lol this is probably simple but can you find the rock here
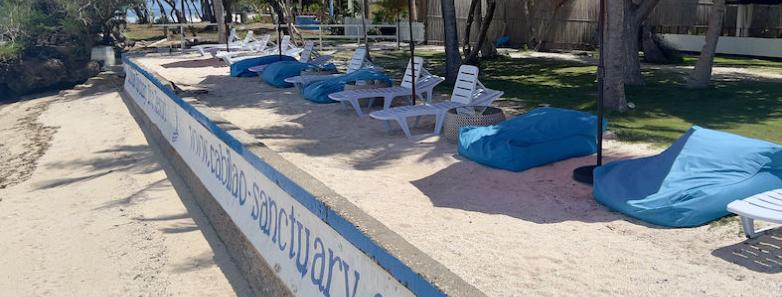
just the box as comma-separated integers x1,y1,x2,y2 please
1,46,103,98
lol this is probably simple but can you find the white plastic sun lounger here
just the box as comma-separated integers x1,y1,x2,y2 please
328,57,444,117
247,40,333,74
215,34,272,61
220,35,287,63
192,29,250,56
284,47,370,93
223,35,303,65
369,65,503,139
727,189,782,238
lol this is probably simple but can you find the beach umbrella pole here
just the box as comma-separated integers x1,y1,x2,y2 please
408,0,416,105
573,0,606,185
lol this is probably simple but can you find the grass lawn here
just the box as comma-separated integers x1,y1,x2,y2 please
371,50,782,146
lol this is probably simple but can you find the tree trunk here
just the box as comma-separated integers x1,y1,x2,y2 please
224,0,233,24
687,0,726,89
535,0,571,51
464,0,496,65
463,0,479,56
441,0,461,84
604,0,628,112
214,0,227,43
623,12,643,85
362,0,370,58
201,0,215,23
132,7,149,24
623,0,662,86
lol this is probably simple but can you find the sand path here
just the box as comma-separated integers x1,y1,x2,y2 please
0,73,253,296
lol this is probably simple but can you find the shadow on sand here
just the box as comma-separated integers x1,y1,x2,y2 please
713,228,782,273
162,58,226,69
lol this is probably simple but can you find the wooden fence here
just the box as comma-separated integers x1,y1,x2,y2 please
423,0,782,50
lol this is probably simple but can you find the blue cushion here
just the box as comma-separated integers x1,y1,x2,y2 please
230,55,296,77
593,126,782,227
301,69,390,104
458,107,605,172
261,61,337,88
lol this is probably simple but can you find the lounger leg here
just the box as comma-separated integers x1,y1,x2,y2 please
384,120,392,134
367,98,376,109
413,116,421,128
348,99,364,117
740,216,757,239
384,95,394,110
433,112,447,135
395,116,414,139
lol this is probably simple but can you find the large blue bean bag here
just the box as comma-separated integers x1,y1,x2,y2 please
301,69,390,104
230,55,296,77
458,107,605,172
594,126,782,227
261,61,337,88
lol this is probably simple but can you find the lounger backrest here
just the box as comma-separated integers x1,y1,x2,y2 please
240,31,255,47
400,57,425,89
347,48,368,73
300,41,315,63
279,35,291,52
252,34,271,51
228,28,238,44
450,65,480,105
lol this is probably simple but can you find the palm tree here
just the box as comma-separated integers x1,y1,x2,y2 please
603,0,628,111
687,0,726,89
441,0,461,84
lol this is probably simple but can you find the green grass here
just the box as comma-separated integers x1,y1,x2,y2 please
373,50,782,146
0,43,22,59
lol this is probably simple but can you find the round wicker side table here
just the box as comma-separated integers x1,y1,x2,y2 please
444,106,506,142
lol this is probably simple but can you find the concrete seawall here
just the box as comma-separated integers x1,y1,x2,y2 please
120,55,485,297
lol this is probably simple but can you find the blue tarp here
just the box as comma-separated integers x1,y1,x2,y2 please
458,107,605,172
230,55,297,77
594,126,782,227
261,61,336,88
301,69,390,104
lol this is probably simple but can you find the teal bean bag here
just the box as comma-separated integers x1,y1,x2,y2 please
261,61,337,88
458,107,605,172
230,55,296,77
593,126,782,227
301,69,390,104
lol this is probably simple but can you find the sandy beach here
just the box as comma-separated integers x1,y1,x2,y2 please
0,72,252,296
132,52,782,297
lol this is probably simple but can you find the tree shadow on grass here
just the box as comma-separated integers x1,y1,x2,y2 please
712,227,782,274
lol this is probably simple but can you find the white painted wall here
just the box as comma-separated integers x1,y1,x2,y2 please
659,34,782,59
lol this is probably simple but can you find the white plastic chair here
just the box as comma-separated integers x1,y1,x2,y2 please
727,189,782,238
328,57,444,117
284,47,370,93
369,65,503,139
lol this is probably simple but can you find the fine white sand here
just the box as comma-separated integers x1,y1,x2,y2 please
0,73,252,296
136,53,781,297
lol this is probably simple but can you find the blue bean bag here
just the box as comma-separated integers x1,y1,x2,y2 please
230,55,297,77
261,61,337,88
458,107,605,172
593,126,782,227
301,69,390,104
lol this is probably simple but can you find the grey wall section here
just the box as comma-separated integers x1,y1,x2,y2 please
120,59,486,297
120,76,293,297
